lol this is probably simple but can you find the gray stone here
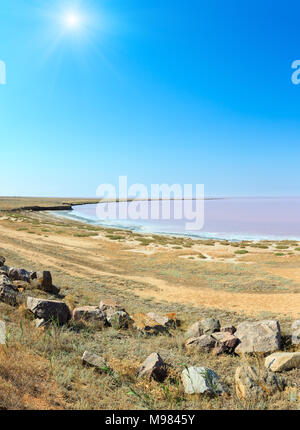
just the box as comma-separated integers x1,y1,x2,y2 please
181,366,228,396
137,352,167,382
292,320,300,345
185,318,220,339
235,320,281,354
221,325,237,335
0,320,6,344
185,335,216,352
235,365,285,400
265,352,300,372
211,331,240,355
0,275,18,306
27,297,71,325
107,311,131,329
99,299,125,317
146,312,176,329
8,267,30,283
82,350,108,371
73,306,106,324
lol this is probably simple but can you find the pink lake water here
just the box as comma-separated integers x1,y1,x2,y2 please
53,197,300,241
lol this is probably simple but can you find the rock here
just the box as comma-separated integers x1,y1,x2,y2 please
73,306,106,325
82,350,108,371
147,312,176,329
132,313,169,335
137,353,167,382
27,297,71,325
185,318,220,338
0,256,5,267
99,299,125,317
292,320,300,345
201,318,221,334
0,275,18,306
31,271,59,294
181,367,228,396
185,335,216,352
235,365,285,400
0,320,6,344
211,332,240,355
8,267,30,283
35,318,47,328
221,325,237,335
235,320,281,354
107,311,131,329
0,265,9,276
265,352,300,372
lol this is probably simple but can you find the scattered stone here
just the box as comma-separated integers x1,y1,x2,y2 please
185,335,216,352
212,331,240,355
132,313,169,335
8,268,30,283
221,325,237,335
235,320,281,354
0,275,18,306
82,350,108,371
181,367,228,396
147,312,176,329
235,365,285,400
292,320,300,345
0,320,6,344
107,311,131,329
137,353,167,382
99,299,125,316
185,318,220,339
265,352,300,372
73,306,106,325
0,256,5,267
27,297,71,325
31,271,59,294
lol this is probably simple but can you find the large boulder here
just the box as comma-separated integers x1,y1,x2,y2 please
235,320,281,354
211,331,240,355
27,297,71,325
132,313,169,335
235,365,285,400
82,351,108,371
185,318,220,338
8,268,30,283
185,335,216,352
0,256,5,267
265,352,300,372
181,367,228,396
73,306,106,325
292,320,300,345
137,353,167,382
221,325,236,335
0,275,18,306
186,332,239,355
0,320,5,344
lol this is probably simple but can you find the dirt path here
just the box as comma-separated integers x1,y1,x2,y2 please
1,220,300,319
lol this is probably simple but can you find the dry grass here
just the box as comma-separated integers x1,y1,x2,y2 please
0,209,300,409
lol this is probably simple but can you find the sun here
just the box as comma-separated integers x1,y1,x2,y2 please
64,13,81,29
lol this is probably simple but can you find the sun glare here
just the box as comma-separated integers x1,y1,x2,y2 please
65,13,81,29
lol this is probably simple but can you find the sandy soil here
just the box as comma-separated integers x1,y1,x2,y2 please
0,210,300,320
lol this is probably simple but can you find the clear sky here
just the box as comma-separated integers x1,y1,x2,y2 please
0,0,300,197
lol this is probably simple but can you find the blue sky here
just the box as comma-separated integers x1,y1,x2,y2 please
0,0,299,197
